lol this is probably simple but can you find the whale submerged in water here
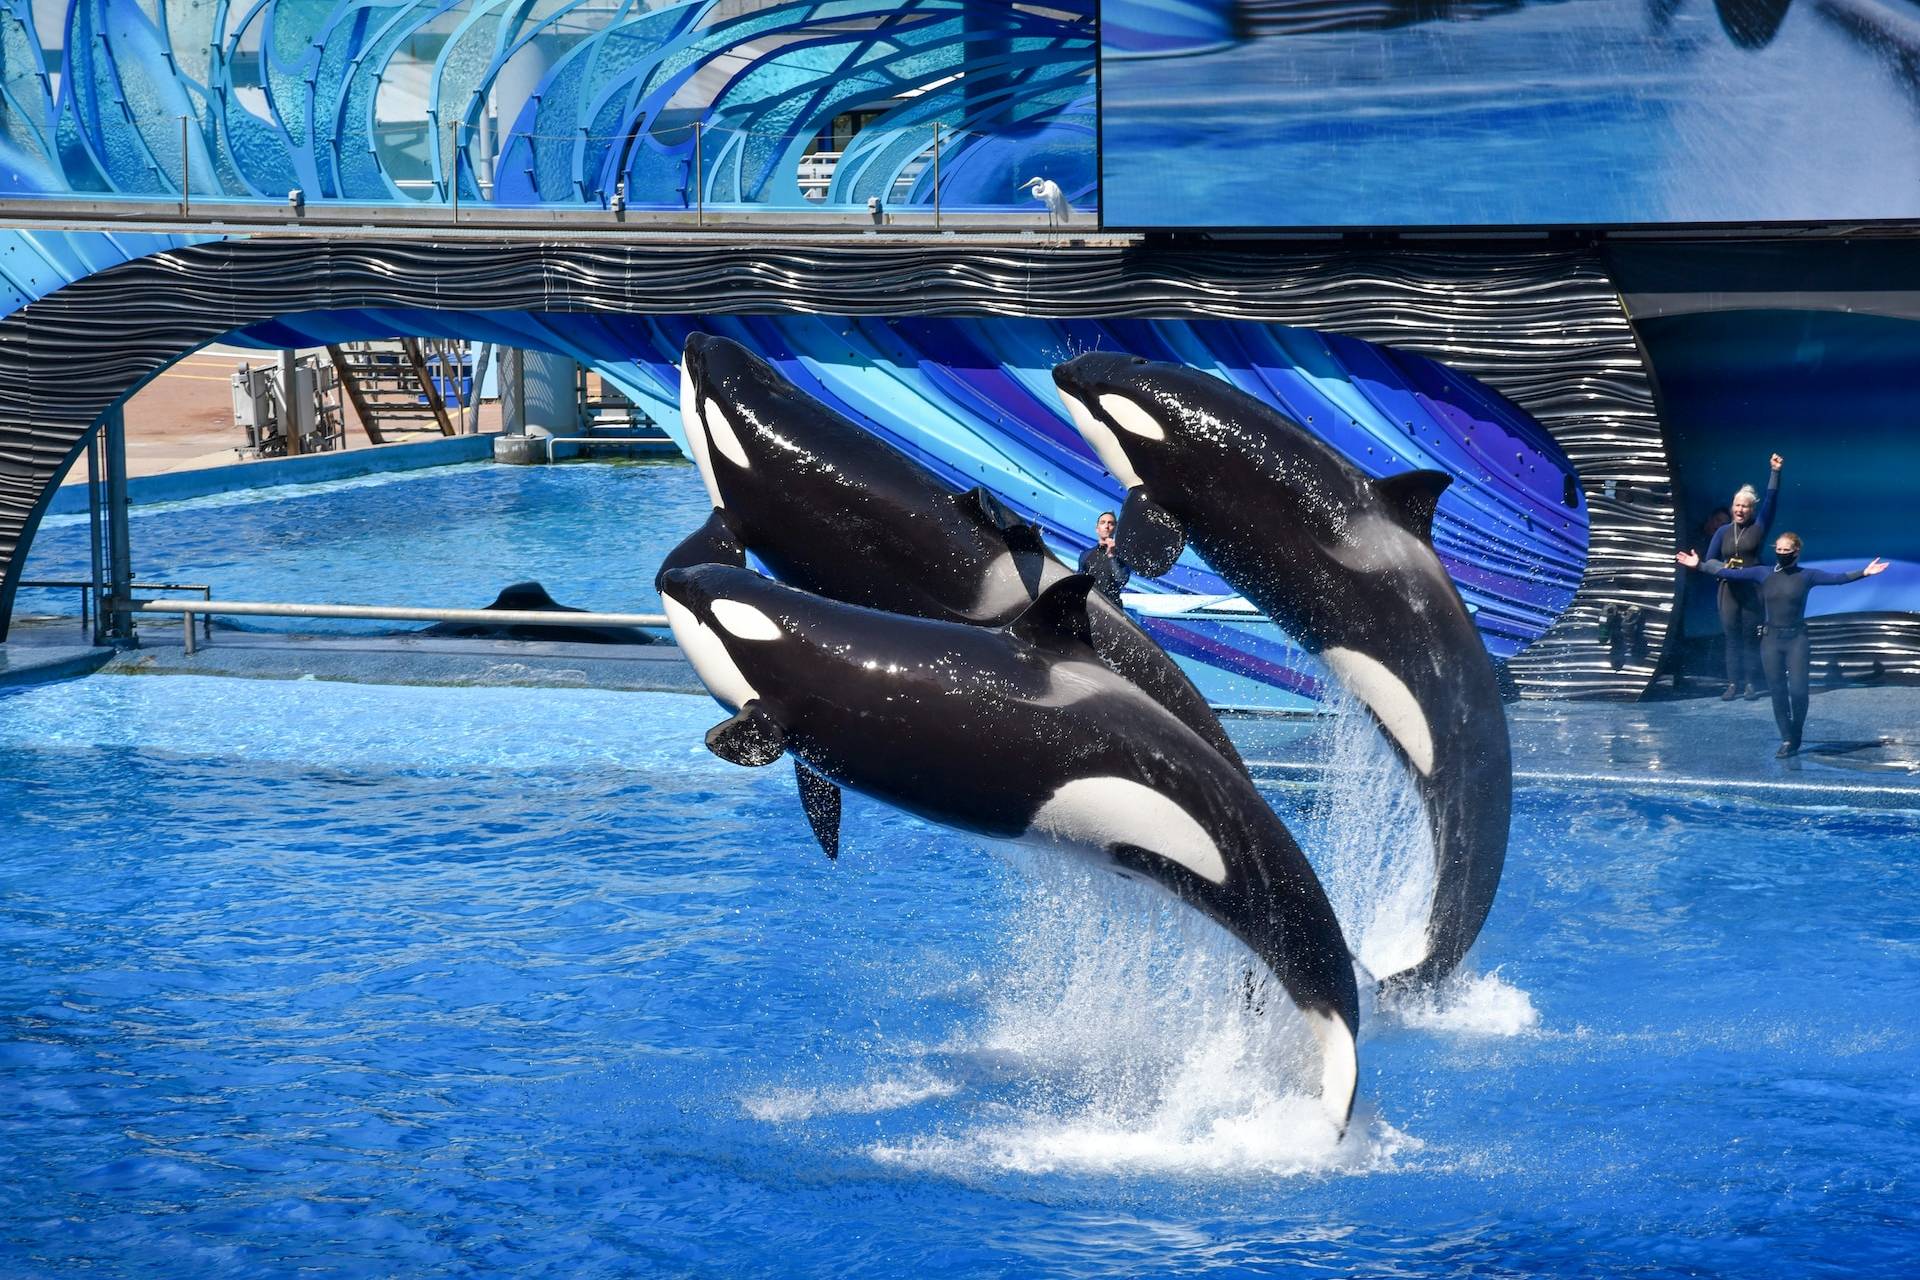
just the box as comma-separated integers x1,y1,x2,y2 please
658,563,1362,1129
658,332,1246,775
1052,352,1512,990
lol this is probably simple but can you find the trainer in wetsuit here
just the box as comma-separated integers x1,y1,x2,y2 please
1078,510,1132,605
1702,455,1783,700
1679,534,1889,756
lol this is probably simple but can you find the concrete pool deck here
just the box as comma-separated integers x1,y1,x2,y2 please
4,619,1915,804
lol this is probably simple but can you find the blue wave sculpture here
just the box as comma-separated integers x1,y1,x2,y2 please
1,0,1093,211
212,307,1588,708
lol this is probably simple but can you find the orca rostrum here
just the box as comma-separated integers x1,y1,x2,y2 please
657,563,1361,1129
657,332,1246,774
1052,352,1513,992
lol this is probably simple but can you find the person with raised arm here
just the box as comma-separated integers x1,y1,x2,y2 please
1677,534,1889,756
1700,453,1784,700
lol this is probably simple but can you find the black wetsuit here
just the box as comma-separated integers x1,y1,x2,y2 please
1078,543,1132,605
1704,557,1868,749
1704,469,1779,693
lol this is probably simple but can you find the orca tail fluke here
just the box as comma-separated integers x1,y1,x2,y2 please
1305,1005,1359,1133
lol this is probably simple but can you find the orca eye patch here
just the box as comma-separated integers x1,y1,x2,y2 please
710,599,784,641
703,400,750,468
1097,393,1167,441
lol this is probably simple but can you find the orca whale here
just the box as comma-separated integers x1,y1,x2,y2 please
1052,352,1512,990
662,332,1246,773
418,581,659,645
657,563,1361,1128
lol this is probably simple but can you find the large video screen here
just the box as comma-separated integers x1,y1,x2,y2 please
1100,0,1920,229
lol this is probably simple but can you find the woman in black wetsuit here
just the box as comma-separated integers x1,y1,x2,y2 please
1678,534,1889,756
1701,454,1783,700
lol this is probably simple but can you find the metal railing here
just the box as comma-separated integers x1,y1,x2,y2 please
114,597,670,655
20,579,212,643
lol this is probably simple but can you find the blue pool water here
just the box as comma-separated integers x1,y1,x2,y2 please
3,675,1917,1277
17,461,712,631
1105,0,1920,228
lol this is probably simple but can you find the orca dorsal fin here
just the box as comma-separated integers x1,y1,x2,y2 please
1116,485,1186,577
794,760,842,860
1373,469,1452,543
655,508,746,591
705,701,786,767
1008,574,1095,650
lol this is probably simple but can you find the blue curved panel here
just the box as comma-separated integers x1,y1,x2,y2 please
226,306,1590,708
0,0,1093,213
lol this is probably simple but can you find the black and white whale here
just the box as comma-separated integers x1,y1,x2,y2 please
1052,353,1512,991
661,332,1246,773
658,562,1361,1127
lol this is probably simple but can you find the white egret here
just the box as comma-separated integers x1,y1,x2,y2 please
1020,176,1071,228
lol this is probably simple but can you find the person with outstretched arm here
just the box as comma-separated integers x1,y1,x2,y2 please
1078,510,1132,605
1702,453,1784,700
1677,534,1889,756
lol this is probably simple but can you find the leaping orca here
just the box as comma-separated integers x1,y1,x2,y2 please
1052,352,1512,991
659,332,1246,774
658,563,1361,1129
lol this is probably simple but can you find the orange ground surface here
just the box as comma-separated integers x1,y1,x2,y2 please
105,344,507,479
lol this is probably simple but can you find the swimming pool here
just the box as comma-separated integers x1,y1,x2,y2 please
3,674,1914,1277
13,459,1316,710
17,461,713,630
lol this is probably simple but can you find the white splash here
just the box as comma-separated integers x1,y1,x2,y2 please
1306,692,1441,983
862,857,1416,1178
1382,968,1539,1037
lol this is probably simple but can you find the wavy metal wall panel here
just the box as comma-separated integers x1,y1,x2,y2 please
0,236,1666,696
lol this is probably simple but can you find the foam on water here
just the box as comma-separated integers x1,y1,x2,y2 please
743,1072,961,1123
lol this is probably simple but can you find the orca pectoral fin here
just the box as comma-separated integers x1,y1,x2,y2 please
959,486,1056,589
1373,469,1452,544
958,484,1024,533
1116,486,1185,577
1007,574,1095,651
655,509,747,591
705,701,786,767
998,519,1054,565
793,761,842,860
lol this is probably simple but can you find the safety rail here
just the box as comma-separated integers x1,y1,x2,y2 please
20,579,212,642
113,597,670,656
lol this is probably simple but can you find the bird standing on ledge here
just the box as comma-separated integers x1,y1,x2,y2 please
1021,176,1071,228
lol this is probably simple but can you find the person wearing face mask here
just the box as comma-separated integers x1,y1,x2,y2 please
1078,510,1132,605
1694,453,1784,700
1678,534,1889,756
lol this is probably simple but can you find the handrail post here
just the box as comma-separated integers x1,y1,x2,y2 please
180,115,191,216
450,119,459,223
86,427,106,646
693,121,703,227
183,611,197,655
932,122,941,231
102,406,135,648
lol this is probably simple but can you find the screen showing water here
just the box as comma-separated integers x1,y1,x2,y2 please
1100,0,1920,228
3,675,1916,1276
